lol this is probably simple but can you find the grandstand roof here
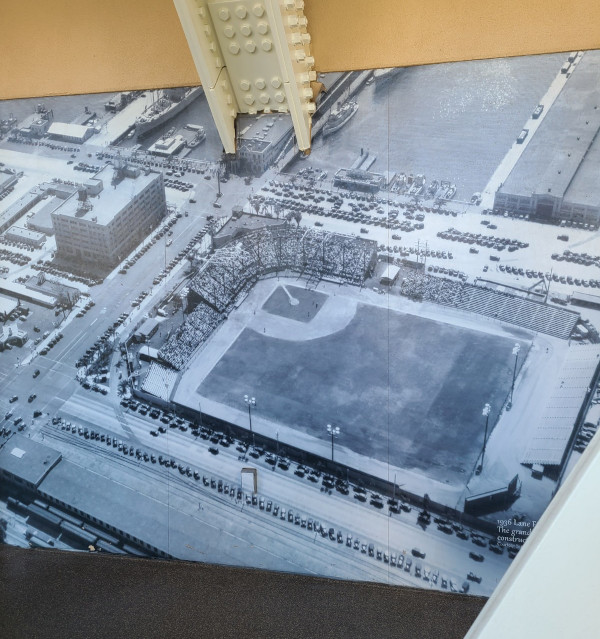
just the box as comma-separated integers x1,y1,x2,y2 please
500,50,600,201
522,345,600,466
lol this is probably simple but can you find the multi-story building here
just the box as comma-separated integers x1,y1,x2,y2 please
51,162,166,268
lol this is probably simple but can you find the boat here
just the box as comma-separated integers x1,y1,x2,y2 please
426,180,439,197
135,87,203,138
322,99,358,136
373,67,404,90
187,125,206,148
408,174,426,195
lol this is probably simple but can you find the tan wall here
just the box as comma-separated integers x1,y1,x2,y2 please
1,0,600,100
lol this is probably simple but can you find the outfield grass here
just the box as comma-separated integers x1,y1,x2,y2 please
198,304,530,484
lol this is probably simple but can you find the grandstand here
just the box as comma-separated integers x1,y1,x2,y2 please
401,273,579,340
188,226,377,314
158,226,377,371
158,303,222,371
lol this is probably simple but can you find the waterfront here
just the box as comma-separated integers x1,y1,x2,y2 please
297,53,565,201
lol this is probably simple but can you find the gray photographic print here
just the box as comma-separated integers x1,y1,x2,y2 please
1,50,600,598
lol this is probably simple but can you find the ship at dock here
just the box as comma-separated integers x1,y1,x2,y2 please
373,67,404,90
135,87,203,138
184,123,206,148
322,99,358,137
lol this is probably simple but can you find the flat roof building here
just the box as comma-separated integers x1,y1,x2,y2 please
0,190,43,234
231,113,294,176
51,162,167,267
494,51,600,224
148,134,186,157
212,212,287,249
0,435,62,490
26,194,68,235
5,225,45,248
47,122,94,144
0,280,56,308
380,263,400,285
334,167,385,193
134,317,162,342
0,294,18,321
36,458,224,559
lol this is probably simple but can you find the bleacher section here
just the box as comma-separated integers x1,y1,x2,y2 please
401,273,579,340
140,362,179,400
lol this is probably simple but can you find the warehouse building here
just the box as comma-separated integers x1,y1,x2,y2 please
494,51,600,225
47,122,94,144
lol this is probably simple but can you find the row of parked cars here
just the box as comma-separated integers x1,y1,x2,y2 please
75,299,95,318
38,331,63,357
0,184,15,201
96,151,211,177
118,212,183,276
31,260,100,287
73,162,101,173
76,315,127,369
0,235,37,253
438,228,527,252
164,177,193,191
574,421,598,454
501,263,600,288
0,246,31,266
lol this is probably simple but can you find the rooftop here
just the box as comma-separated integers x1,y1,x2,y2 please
52,164,160,226
47,122,91,140
6,225,45,241
0,294,18,316
0,435,62,488
37,459,234,560
500,50,600,201
27,195,65,231
0,280,56,306
215,213,286,244
238,113,293,153
0,191,41,229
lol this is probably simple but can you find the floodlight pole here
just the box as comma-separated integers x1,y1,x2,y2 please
510,343,521,406
326,423,340,462
244,395,256,449
481,403,491,471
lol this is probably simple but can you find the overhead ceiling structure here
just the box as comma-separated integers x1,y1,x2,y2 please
173,0,316,154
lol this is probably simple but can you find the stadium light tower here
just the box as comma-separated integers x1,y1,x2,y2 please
509,343,521,408
479,403,491,473
326,424,340,462
244,395,256,449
